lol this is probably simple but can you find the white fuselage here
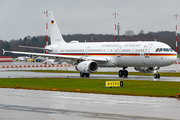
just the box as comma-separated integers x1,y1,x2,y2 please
47,41,177,68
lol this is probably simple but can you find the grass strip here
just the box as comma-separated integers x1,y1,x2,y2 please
21,70,180,77
0,78,180,98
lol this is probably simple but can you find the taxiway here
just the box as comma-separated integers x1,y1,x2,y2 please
0,61,180,120
0,70,180,82
0,62,180,81
0,88,179,120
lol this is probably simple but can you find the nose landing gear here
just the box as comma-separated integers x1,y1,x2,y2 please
154,67,160,79
154,73,160,79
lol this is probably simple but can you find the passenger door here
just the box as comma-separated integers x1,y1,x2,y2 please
144,44,152,58
85,46,90,57
117,46,122,57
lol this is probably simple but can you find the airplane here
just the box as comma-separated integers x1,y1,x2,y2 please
3,11,177,79
42,58,62,65
15,56,31,62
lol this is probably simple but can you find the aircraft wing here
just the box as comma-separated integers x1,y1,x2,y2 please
2,49,108,63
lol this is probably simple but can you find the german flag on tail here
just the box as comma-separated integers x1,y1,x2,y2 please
51,20,54,24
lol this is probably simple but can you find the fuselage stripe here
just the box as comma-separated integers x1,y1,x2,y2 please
54,53,176,56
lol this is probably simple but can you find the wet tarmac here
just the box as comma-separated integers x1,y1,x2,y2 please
0,70,180,82
0,88,180,120
0,62,180,120
0,62,180,81
0,61,180,72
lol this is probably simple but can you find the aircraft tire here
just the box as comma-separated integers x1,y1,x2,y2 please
154,73,160,79
85,73,90,77
157,74,160,79
154,74,157,79
123,70,128,77
118,70,123,77
80,72,85,77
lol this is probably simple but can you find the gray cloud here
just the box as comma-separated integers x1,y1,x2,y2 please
0,0,180,40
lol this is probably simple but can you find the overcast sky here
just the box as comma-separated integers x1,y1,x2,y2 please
0,0,180,41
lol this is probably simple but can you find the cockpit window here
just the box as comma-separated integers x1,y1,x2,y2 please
169,48,173,52
163,48,169,52
155,48,159,52
155,48,174,52
159,48,163,52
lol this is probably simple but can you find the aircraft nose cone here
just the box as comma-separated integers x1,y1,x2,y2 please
165,53,177,65
171,53,177,63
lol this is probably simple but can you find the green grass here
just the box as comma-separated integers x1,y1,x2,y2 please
0,78,180,98
21,70,180,77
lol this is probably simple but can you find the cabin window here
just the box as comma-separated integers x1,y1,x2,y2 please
89,49,102,52
66,50,84,52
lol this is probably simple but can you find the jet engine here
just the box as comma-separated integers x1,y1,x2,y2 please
75,61,98,73
134,67,160,73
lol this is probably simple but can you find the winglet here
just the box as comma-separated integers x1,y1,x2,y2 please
2,49,5,55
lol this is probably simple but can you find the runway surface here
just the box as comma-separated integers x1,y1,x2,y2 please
0,61,179,81
0,70,180,82
0,61,180,72
0,88,180,120
1,62,180,120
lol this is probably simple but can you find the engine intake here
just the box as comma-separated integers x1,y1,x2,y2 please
75,61,98,73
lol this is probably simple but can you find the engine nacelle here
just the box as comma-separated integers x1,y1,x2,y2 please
75,61,98,73
134,67,159,73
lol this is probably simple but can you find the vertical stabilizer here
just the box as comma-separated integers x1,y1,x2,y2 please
48,11,66,45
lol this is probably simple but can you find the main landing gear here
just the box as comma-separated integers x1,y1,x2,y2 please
80,72,90,77
118,67,128,78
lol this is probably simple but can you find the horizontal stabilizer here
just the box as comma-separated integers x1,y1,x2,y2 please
19,46,52,51
2,49,5,55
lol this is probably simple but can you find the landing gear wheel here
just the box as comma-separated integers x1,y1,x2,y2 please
85,73,90,77
154,73,160,79
123,70,128,77
118,70,128,77
118,70,123,77
80,72,85,77
154,74,157,79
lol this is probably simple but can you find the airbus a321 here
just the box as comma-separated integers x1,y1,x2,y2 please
3,11,177,79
